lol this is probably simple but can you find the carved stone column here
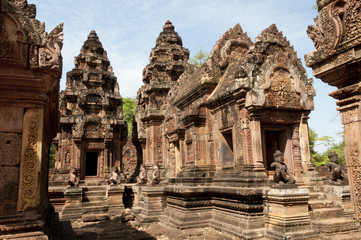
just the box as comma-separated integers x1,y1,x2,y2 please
0,0,63,238
305,0,361,221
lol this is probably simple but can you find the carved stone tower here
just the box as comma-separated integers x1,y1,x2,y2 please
53,30,127,180
135,20,189,171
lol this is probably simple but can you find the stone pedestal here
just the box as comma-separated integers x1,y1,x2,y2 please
265,187,317,240
324,185,355,219
61,187,83,221
135,186,166,223
107,185,125,216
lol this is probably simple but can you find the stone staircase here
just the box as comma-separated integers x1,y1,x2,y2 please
306,184,361,239
61,181,125,222
81,185,110,222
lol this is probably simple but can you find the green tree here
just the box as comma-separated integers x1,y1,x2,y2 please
309,128,345,166
49,144,56,168
123,97,137,136
189,47,209,67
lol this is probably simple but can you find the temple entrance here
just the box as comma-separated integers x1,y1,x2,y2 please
262,127,292,174
85,152,98,177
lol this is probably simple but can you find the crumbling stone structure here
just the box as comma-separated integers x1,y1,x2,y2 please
306,0,361,222
0,0,62,238
52,30,127,180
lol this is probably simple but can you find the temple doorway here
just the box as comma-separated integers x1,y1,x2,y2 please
85,152,98,177
262,126,292,174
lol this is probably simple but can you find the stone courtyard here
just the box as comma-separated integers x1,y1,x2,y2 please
3,0,361,239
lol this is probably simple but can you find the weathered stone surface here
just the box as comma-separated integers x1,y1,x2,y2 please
0,167,19,202
0,0,62,237
305,0,361,223
0,107,23,133
0,132,22,166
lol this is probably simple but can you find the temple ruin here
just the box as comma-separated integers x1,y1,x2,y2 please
2,0,361,239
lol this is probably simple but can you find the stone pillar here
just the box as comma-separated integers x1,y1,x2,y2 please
0,1,63,237
107,185,125,216
265,188,317,239
136,186,166,223
61,187,83,221
291,124,304,180
305,0,361,221
299,115,312,172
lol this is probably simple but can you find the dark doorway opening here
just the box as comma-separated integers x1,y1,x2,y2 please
264,131,281,171
85,152,98,176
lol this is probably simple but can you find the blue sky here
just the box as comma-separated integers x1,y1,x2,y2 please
30,0,342,152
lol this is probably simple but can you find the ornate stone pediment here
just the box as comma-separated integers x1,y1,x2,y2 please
306,0,361,66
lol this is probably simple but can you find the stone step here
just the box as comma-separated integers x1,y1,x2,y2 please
309,200,335,209
82,205,108,214
82,213,110,222
82,190,106,197
310,207,343,220
312,217,359,234
309,192,325,200
82,201,107,207
82,195,106,202
82,186,107,191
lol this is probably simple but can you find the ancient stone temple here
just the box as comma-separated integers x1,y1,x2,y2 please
306,0,361,222
132,20,361,239
52,30,127,180
134,20,190,177
0,0,63,238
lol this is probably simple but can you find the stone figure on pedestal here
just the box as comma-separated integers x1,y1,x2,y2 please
271,150,296,185
326,151,347,183
136,164,147,184
66,167,79,187
109,166,120,185
149,162,161,185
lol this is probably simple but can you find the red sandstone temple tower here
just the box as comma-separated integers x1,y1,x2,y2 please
53,30,127,181
134,20,190,173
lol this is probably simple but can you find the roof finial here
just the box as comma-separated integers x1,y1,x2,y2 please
163,20,175,32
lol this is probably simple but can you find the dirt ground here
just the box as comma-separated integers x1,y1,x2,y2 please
61,217,237,240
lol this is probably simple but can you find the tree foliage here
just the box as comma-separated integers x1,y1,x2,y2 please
123,97,137,136
189,47,209,67
49,144,56,168
309,128,345,166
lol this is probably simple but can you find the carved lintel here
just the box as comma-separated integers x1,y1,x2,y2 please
339,104,361,125
17,108,44,211
313,49,355,76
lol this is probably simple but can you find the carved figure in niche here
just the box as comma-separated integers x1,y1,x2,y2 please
271,150,296,185
326,151,347,182
149,162,161,185
66,167,79,187
109,166,120,185
136,164,147,184
65,150,70,167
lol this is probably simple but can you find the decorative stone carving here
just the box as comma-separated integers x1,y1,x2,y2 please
109,166,120,185
271,150,296,185
66,167,79,187
149,162,161,185
18,108,44,211
38,23,63,70
136,164,147,184
326,151,347,183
